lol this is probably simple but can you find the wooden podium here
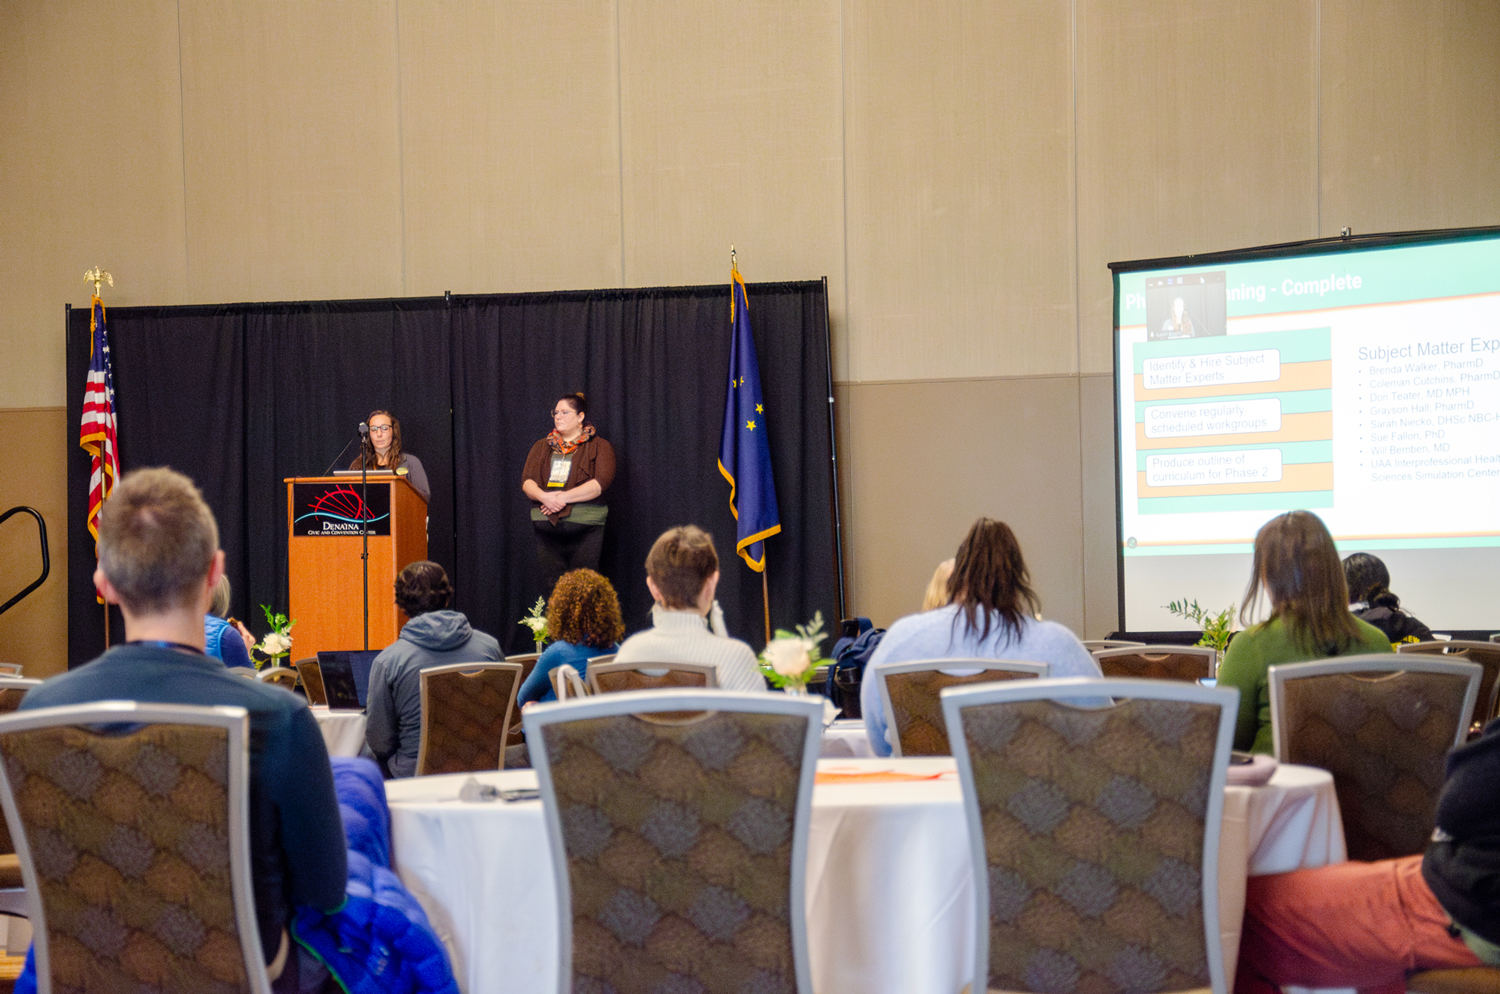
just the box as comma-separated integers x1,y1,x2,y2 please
285,475,427,658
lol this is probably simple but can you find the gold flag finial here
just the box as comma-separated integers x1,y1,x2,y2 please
731,245,737,269
84,268,114,297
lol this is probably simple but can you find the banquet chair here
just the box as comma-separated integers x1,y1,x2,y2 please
415,661,523,776
525,689,823,994
1269,655,1480,862
1093,644,1217,682
941,677,1237,994
1399,640,1500,732
1408,967,1500,993
0,676,42,714
1081,638,1145,652
550,663,589,701
585,660,717,695
0,700,272,993
293,657,327,706
0,679,43,918
257,665,299,691
874,658,1048,756
504,653,541,747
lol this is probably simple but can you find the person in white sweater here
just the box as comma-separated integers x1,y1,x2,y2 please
614,524,766,692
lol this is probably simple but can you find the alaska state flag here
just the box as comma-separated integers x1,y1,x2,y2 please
718,265,781,571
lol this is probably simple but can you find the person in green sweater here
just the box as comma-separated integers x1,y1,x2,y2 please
1218,510,1393,753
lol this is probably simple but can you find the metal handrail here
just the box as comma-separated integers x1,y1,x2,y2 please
0,507,49,617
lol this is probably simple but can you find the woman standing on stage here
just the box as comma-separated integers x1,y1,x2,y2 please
351,409,431,503
522,392,616,596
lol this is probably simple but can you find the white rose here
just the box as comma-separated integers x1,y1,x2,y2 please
260,632,292,656
764,638,811,677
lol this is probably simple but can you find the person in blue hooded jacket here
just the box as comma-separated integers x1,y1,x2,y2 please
365,561,503,777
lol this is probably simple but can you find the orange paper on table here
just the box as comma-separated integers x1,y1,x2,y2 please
814,769,949,784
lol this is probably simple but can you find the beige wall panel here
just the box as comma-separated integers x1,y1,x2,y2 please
399,1,623,295
617,0,843,329
178,1,404,304
843,0,1075,384
842,376,1085,635
0,2,187,409
1320,1,1500,236
0,410,69,678
1075,0,1318,375
1078,372,1119,637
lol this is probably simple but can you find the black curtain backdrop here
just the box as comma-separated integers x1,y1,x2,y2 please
67,282,837,664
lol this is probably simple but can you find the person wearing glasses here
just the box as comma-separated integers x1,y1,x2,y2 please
522,391,616,596
349,409,430,503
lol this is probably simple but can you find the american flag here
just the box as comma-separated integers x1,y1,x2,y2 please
80,295,120,547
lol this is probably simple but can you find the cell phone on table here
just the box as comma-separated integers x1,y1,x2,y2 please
500,787,540,802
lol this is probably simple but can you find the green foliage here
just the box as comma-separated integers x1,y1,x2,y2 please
1165,598,1234,655
757,611,829,689
519,596,549,649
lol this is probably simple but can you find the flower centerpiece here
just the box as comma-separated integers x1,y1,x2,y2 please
758,611,828,694
1165,597,1235,656
254,605,295,669
519,596,550,652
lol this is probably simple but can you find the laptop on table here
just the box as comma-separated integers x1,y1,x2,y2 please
315,650,379,711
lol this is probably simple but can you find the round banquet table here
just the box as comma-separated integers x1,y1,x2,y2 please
309,705,369,757
385,757,1345,994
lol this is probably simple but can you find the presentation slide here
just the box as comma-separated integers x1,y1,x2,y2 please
1113,231,1500,632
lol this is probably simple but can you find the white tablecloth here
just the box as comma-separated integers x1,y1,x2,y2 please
309,706,368,757
387,758,1344,994
819,719,877,758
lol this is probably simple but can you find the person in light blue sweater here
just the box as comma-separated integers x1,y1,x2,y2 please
517,568,624,705
861,517,1103,757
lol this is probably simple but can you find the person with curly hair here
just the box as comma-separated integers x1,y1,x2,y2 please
365,560,503,776
517,568,625,705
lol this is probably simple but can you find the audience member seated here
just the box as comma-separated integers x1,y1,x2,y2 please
21,467,347,993
860,517,1102,757
366,560,503,778
517,568,624,705
921,558,955,611
614,525,765,691
205,572,255,669
1344,550,1434,646
1237,716,1500,991
1217,511,1392,754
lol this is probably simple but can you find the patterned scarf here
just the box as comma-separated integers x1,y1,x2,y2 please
547,423,595,454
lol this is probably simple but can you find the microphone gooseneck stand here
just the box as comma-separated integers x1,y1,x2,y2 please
358,422,371,651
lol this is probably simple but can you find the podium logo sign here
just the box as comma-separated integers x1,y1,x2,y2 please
292,483,391,537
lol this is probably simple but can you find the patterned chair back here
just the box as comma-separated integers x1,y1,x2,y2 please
0,677,42,715
416,661,523,776
1081,640,1145,652
942,677,1236,994
586,661,718,695
1269,655,1480,862
292,659,326,706
525,689,823,994
0,701,268,994
876,658,1048,756
1399,641,1500,731
1094,645,1216,682
505,654,542,748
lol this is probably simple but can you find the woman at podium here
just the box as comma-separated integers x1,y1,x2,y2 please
522,392,616,595
350,409,430,503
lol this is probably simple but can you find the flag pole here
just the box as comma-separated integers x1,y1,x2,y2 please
761,552,771,646
84,267,116,650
